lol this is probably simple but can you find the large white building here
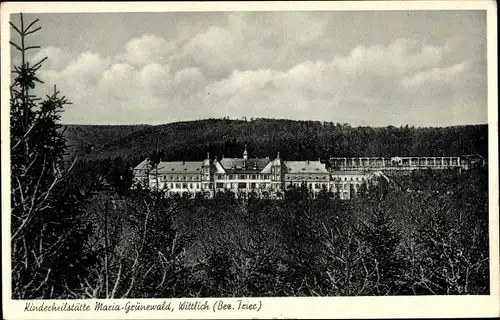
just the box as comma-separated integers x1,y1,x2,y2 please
212,147,283,197
133,148,478,199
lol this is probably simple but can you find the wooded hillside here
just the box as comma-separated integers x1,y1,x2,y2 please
63,118,488,166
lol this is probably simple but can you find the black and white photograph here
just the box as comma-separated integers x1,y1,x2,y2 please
1,1,498,319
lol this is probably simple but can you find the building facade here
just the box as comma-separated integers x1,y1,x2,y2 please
133,149,483,199
329,156,462,171
212,146,281,197
283,160,330,195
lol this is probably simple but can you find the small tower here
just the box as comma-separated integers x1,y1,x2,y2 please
243,144,248,161
202,152,210,166
201,151,211,190
272,151,283,191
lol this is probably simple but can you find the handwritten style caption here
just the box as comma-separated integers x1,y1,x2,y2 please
24,299,262,314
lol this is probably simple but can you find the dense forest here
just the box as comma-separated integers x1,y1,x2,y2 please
10,14,490,300
66,168,491,297
63,119,488,167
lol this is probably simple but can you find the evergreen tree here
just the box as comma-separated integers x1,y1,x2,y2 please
10,13,96,299
361,204,404,295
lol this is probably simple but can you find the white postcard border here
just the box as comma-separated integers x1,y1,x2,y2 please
1,1,498,319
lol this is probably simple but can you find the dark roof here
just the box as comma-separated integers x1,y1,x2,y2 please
134,159,149,170
285,161,328,174
329,170,371,175
156,161,202,174
219,157,270,173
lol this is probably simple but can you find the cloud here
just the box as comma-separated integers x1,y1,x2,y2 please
120,34,177,68
172,12,330,76
99,63,137,99
30,46,71,71
37,51,111,99
197,38,482,126
402,61,470,88
205,38,448,101
27,19,485,126
331,39,446,78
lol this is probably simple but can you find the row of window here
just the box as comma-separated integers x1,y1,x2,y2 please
146,180,364,192
215,182,272,189
217,174,271,180
286,175,328,181
161,183,201,189
154,175,201,182
150,175,368,183
333,159,458,166
288,182,328,190
158,183,214,189
332,177,366,182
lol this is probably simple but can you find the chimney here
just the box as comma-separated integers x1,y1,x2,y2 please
206,152,210,160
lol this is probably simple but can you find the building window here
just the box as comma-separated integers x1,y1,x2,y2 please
197,183,199,189
189,183,193,189
229,174,234,180
182,183,187,188
216,183,223,188
252,175,256,180
239,175,245,180
175,183,181,188
238,182,247,189
250,183,256,189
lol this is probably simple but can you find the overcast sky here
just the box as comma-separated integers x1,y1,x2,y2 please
11,10,487,126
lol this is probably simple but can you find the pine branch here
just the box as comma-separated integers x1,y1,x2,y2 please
24,18,40,33
9,41,23,52
25,26,42,37
9,21,23,35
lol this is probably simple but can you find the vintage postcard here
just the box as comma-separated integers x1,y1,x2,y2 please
1,1,498,319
